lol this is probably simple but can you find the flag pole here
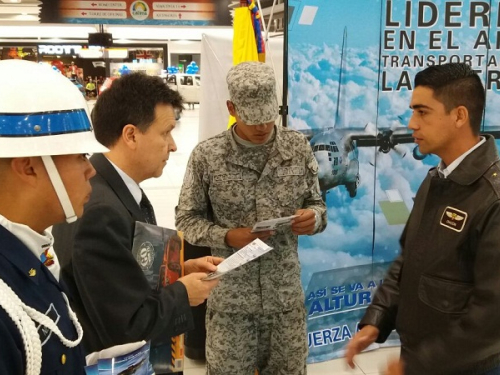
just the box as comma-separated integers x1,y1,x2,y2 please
281,0,289,127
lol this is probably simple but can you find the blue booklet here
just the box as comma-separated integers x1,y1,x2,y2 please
84,364,98,375
96,341,154,375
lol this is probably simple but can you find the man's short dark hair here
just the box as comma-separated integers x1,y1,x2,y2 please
92,73,184,147
414,63,485,135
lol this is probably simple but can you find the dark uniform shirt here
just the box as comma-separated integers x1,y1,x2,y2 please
0,224,85,375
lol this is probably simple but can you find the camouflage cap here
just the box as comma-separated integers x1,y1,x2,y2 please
227,61,279,125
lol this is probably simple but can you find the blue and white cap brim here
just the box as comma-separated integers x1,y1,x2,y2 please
0,108,108,157
0,60,108,157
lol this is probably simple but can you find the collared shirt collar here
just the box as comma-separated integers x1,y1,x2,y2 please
437,137,486,178
0,214,59,282
107,157,142,206
432,135,500,185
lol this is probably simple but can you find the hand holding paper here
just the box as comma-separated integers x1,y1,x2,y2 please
225,227,274,249
291,209,317,235
251,215,298,233
204,238,273,280
184,256,224,275
179,272,219,306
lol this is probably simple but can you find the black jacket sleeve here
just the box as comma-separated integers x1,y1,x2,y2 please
68,201,193,351
359,254,402,342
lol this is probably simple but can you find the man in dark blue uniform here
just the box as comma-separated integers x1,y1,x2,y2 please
0,60,108,375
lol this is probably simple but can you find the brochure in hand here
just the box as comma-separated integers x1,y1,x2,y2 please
251,215,298,233
132,221,185,373
203,238,273,280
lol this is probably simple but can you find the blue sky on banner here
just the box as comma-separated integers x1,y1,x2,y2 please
289,0,499,132
289,0,402,286
287,0,500,284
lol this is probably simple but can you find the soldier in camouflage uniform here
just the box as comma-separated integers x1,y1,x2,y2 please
175,61,327,375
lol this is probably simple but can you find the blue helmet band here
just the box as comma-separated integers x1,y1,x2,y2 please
0,109,92,137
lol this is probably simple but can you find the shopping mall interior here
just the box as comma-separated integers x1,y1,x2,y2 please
0,0,404,374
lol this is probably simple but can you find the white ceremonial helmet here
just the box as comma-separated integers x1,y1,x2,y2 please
0,59,107,157
0,60,109,223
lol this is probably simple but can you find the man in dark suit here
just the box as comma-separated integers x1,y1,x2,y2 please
52,73,220,374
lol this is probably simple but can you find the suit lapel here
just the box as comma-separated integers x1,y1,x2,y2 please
90,154,145,222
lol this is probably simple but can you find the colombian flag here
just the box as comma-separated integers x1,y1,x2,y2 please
228,0,266,128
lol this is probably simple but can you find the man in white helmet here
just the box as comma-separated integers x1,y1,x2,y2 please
0,59,108,375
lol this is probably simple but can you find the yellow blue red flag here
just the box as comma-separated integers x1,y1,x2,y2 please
228,1,266,128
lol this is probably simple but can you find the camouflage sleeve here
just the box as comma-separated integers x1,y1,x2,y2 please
302,137,327,234
175,146,231,249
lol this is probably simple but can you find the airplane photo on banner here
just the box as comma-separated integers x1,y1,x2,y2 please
298,28,421,200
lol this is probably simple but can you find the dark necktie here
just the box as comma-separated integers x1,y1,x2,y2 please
140,189,157,225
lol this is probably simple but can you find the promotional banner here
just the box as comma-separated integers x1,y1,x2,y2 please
288,0,500,363
39,0,232,25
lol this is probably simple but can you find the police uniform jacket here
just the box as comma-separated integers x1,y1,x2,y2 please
52,153,193,353
360,135,500,375
0,225,85,375
176,125,327,314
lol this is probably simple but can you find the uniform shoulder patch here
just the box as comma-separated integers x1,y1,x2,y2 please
485,162,500,195
183,167,194,189
307,157,319,174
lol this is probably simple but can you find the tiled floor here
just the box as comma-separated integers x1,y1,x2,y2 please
182,346,400,374
142,105,401,374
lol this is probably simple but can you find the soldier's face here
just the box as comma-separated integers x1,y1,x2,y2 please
227,100,275,144
234,121,275,144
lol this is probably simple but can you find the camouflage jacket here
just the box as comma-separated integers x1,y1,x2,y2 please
176,125,327,313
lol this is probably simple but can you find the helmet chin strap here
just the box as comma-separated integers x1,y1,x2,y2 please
40,156,77,224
